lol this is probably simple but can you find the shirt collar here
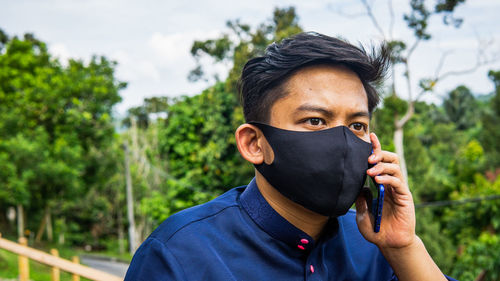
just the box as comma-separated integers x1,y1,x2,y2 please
239,178,338,253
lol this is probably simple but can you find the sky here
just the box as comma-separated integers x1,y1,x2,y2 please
1,0,500,115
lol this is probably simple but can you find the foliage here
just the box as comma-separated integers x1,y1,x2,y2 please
480,70,500,167
0,29,125,247
452,232,500,281
443,85,477,130
159,83,251,193
415,208,455,271
445,174,500,243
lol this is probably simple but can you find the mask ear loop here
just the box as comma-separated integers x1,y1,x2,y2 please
248,122,275,166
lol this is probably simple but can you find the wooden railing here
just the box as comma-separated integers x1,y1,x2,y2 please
0,233,123,281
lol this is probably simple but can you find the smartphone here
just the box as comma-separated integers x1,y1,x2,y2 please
369,176,384,233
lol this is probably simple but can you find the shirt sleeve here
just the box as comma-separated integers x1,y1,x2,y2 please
124,237,186,281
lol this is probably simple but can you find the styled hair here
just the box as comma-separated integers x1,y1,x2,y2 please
238,32,390,123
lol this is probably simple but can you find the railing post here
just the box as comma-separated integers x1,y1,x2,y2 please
50,248,61,281
72,256,81,281
18,237,29,281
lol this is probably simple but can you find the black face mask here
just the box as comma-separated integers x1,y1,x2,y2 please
251,122,372,217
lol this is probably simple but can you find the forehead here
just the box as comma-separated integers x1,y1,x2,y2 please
272,64,368,114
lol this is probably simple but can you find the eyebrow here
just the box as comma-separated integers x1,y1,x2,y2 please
294,104,370,119
295,104,334,118
348,111,370,119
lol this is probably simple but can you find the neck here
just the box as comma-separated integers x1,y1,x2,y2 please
255,173,328,241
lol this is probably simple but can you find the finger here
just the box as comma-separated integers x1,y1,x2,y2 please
367,162,402,178
380,151,399,164
368,133,382,164
374,175,408,193
370,132,381,152
370,150,399,165
355,194,373,235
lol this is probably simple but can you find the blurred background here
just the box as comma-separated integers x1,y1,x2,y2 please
1,0,500,280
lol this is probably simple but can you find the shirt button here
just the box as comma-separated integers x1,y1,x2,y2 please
310,265,315,273
300,238,309,244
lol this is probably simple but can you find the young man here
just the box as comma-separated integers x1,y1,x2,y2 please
125,32,455,280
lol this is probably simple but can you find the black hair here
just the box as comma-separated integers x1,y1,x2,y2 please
238,32,390,123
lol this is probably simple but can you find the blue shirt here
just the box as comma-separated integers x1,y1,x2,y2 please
125,178,456,280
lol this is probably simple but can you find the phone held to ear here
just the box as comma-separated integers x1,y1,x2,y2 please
369,175,384,233
367,150,384,233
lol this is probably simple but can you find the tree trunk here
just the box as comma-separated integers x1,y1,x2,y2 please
393,125,408,184
124,143,137,254
117,207,125,255
58,217,65,245
474,270,487,281
17,204,24,238
35,206,50,243
46,208,53,242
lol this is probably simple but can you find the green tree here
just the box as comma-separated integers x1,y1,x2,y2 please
452,232,500,281
443,85,477,130
443,174,500,280
159,83,252,196
0,29,125,244
480,70,500,168
122,96,169,129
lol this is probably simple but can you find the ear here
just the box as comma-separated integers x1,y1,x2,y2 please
235,123,265,165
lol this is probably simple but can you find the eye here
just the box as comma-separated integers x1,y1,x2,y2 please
349,122,367,132
306,118,326,126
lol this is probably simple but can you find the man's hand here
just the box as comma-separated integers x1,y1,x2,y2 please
355,133,447,281
355,132,416,249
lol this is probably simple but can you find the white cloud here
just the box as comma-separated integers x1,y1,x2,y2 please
149,32,189,63
49,43,71,65
148,30,223,65
137,61,161,81
111,50,160,82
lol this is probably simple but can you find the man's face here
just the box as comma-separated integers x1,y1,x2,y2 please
268,64,371,142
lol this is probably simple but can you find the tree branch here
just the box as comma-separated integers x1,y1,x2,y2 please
396,60,415,128
396,101,415,129
407,39,421,60
415,87,428,102
326,3,366,19
434,35,498,83
433,51,454,78
388,0,395,39
360,0,386,38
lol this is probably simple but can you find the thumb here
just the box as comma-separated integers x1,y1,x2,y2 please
355,193,373,237
355,194,368,221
